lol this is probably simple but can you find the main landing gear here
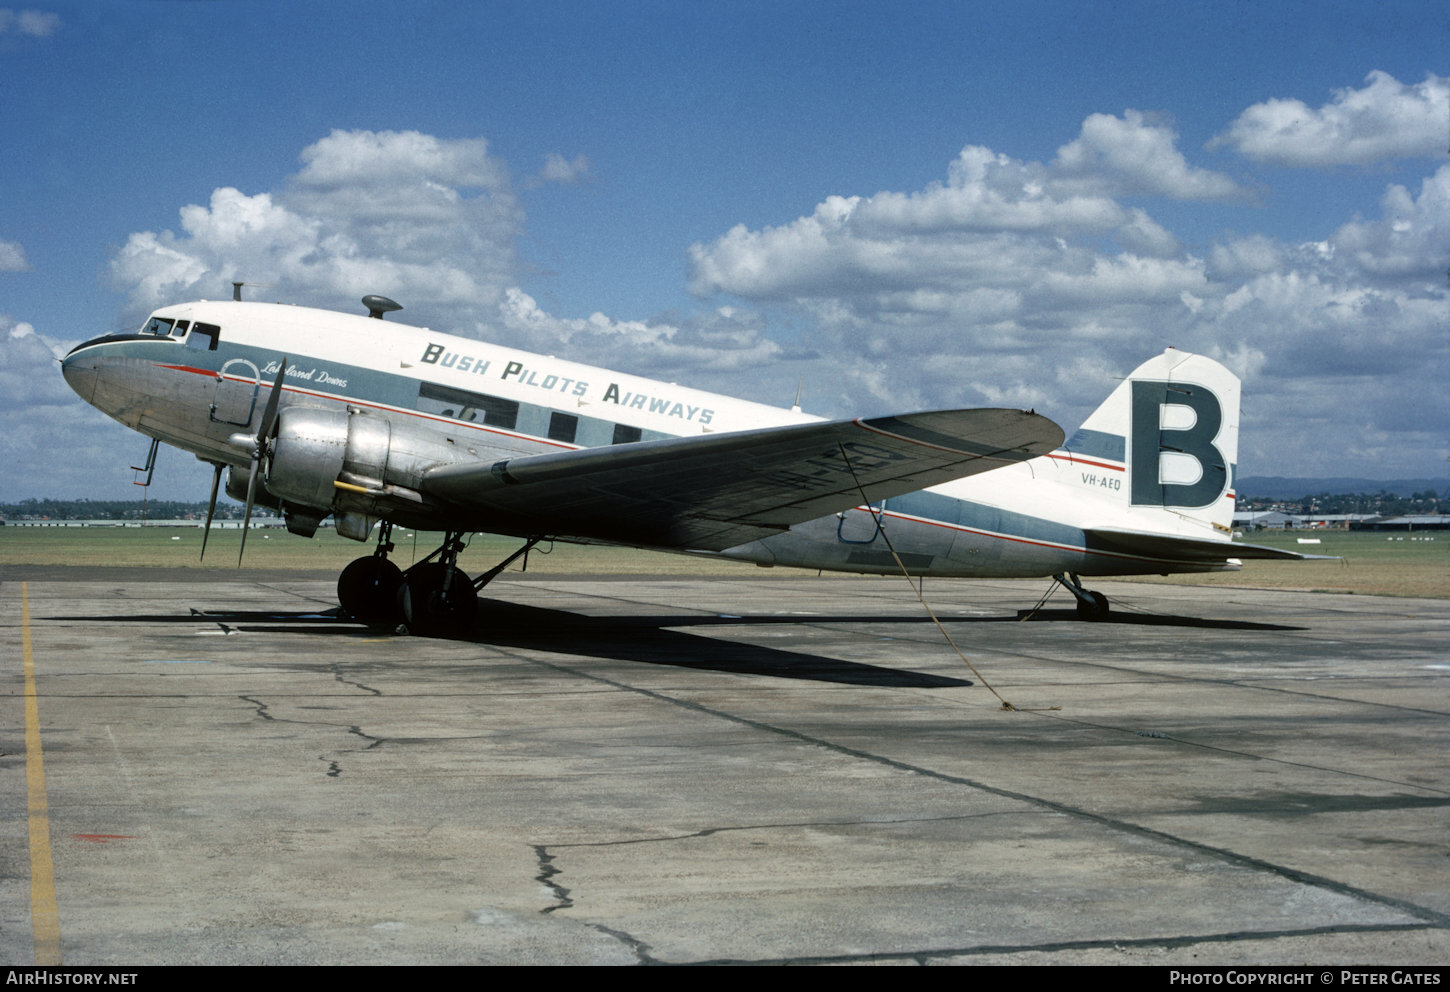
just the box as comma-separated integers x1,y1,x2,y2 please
337,521,405,624
1054,572,1110,620
337,526,541,636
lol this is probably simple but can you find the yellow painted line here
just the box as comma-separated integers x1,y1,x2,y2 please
22,583,62,965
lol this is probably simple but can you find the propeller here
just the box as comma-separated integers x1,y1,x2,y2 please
237,359,288,565
199,461,223,561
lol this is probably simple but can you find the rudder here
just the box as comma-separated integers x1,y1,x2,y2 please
1065,349,1240,535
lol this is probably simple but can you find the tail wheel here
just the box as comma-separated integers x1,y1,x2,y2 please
397,562,477,636
1075,590,1110,620
337,556,404,626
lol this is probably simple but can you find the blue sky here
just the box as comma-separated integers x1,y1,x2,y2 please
2,0,1446,501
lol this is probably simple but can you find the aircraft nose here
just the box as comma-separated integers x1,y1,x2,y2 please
61,346,99,402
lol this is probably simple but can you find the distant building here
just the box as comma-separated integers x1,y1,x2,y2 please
1234,510,1295,529
1361,515,1449,531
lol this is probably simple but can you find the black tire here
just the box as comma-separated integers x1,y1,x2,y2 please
397,563,477,636
1075,590,1110,620
337,556,404,625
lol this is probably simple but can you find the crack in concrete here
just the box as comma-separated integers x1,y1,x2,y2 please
583,922,656,965
533,844,658,964
691,921,1444,965
330,664,382,696
238,694,384,780
347,725,385,750
533,845,571,913
238,695,273,721
498,649,1450,932
544,809,1029,850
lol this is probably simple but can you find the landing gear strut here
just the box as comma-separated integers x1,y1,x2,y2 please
396,530,477,636
1054,572,1110,620
339,529,544,635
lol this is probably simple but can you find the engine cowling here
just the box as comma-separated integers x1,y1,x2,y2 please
261,407,475,539
264,408,349,509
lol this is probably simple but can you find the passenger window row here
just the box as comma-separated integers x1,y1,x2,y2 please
416,382,656,448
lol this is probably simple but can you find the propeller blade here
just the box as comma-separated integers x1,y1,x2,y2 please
238,455,260,566
200,461,222,562
257,358,287,441
238,359,287,567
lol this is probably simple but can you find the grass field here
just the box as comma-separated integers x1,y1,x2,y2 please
1127,529,1447,600
1,525,1444,598
0,526,755,576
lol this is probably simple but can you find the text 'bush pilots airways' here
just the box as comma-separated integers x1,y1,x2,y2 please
61,292,1309,635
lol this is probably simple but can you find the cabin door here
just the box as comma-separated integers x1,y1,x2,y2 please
836,501,885,544
210,359,260,428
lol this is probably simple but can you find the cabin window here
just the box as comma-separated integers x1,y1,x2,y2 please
547,412,579,443
611,424,642,445
186,322,220,351
417,382,518,430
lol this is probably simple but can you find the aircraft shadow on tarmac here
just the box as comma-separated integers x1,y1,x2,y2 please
47,601,975,689
47,597,1300,686
1010,608,1303,631
454,599,973,687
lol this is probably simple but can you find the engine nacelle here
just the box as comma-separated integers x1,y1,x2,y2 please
224,464,322,536
225,465,281,511
264,408,349,509
262,406,473,537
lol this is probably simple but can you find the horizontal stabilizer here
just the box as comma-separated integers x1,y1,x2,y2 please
423,408,1064,550
1084,527,1328,564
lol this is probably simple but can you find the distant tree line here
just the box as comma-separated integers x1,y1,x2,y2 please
1236,490,1441,517
0,498,276,521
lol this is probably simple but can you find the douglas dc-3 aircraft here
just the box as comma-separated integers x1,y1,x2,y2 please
61,293,1306,634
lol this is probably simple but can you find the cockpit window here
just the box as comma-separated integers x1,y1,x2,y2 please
143,317,175,336
172,320,189,337
186,322,221,351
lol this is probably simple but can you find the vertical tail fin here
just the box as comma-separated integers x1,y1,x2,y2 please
1064,349,1239,535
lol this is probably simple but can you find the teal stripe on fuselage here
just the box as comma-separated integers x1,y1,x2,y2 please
118,336,674,451
101,336,1096,558
888,489,1087,551
1062,428,1124,463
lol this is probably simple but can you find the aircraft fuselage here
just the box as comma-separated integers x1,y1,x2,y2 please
62,299,1245,582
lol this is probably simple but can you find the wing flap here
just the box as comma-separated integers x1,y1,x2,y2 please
424,408,1063,549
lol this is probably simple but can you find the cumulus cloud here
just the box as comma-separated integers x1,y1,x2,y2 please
686,115,1235,310
0,8,61,36
497,288,781,374
104,129,777,381
1211,71,1450,167
1327,164,1449,281
0,238,29,271
109,130,522,323
1053,110,1248,200
536,153,590,186
0,313,71,407
686,118,1232,369
686,105,1447,475
86,110,1449,485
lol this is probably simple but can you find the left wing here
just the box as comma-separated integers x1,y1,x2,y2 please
422,408,1063,550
